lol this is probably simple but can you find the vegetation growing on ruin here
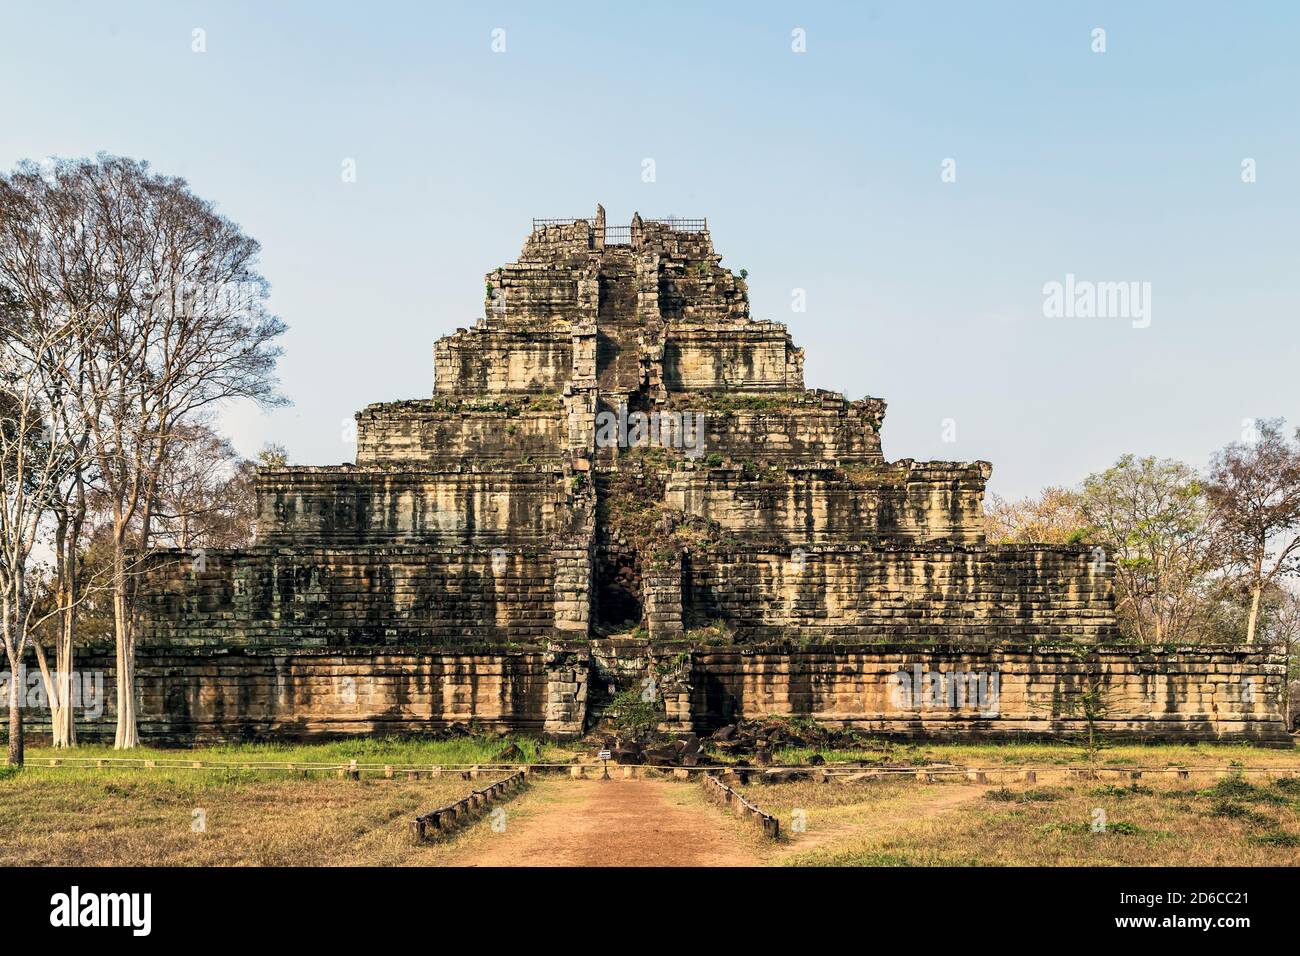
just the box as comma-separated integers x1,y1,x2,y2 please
605,688,664,738
680,619,735,645
427,393,562,415
666,391,806,414
1045,662,1114,768
839,461,914,485
736,460,785,483
596,470,736,559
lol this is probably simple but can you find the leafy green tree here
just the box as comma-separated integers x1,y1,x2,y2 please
1079,455,1224,644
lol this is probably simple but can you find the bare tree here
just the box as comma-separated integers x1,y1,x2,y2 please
150,423,257,550
0,166,109,756
0,298,97,765
32,454,91,747
0,156,287,749
1206,419,1300,644
985,486,1087,544
33,332,97,747
1249,583,1300,729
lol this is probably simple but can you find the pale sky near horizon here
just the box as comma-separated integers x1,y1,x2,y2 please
2,1,1297,500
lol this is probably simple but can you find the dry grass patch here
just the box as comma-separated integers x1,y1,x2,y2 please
0,767,515,866
711,777,990,863
767,774,1300,866
912,740,1299,769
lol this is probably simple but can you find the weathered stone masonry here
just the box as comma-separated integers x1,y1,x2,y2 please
87,207,1285,743
684,646,1284,743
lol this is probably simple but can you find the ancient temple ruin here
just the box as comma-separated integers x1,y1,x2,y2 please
115,208,1286,743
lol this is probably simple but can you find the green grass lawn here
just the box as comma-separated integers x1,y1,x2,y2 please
17,733,572,770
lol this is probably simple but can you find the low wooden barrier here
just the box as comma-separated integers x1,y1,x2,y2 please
702,772,780,839
409,770,528,844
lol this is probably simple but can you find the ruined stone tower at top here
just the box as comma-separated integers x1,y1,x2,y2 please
431,205,801,413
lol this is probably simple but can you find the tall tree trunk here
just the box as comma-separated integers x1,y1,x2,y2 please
6,666,21,767
1245,582,1263,646
53,600,76,747
49,512,73,747
112,540,138,749
58,472,87,748
5,589,26,767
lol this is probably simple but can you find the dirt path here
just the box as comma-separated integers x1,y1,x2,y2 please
447,777,762,867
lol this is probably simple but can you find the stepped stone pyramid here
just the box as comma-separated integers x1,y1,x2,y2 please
120,207,1286,743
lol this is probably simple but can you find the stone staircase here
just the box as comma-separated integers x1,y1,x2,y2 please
596,256,643,394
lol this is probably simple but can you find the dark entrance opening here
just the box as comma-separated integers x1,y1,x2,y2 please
595,547,642,631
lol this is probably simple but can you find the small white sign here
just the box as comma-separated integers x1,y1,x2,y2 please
597,750,612,761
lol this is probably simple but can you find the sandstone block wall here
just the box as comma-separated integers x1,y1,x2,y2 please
434,327,572,395
136,547,557,647
24,643,1285,744
870,461,990,542
644,557,684,639
663,320,804,392
552,545,594,634
355,401,565,466
665,461,989,546
681,544,1117,643
665,468,881,544
24,646,574,743
485,263,584,324
687,645,1290,743
255,466,568,545
677,397,885,464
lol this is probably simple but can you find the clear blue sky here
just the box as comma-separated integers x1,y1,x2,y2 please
3,1,1297,499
